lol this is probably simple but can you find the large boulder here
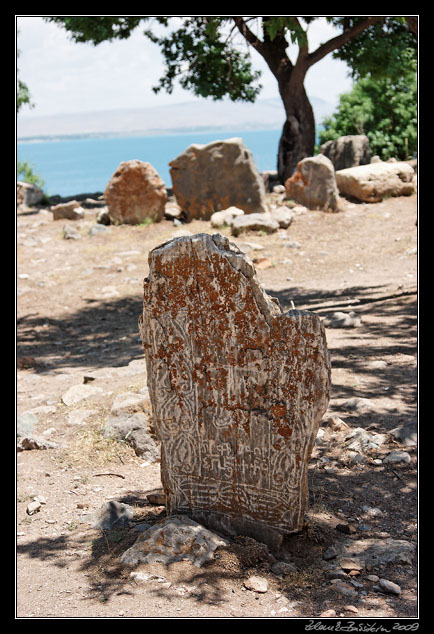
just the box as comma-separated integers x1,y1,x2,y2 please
169,137,268,221
285,154,340,212
320,135,371,171
335,161,416,203
17,181,45,207
104,160,167,225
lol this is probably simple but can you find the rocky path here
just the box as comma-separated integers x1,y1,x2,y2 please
16,191,417,619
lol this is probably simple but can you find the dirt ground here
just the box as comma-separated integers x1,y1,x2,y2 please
16,187,418,620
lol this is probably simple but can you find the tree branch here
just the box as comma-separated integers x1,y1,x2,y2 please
305,16,386,69
232,16,264,54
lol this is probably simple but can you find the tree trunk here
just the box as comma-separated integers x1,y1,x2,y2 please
277,85,316,184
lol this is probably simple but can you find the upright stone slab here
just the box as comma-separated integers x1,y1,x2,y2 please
104,160,167,225
139,234,330,548
169,137,268,221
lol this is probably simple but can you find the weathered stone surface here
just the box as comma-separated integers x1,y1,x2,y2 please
335,161,416,202
320,135,371,171
285,154,340,212
269,206,294,228
138,233,331,546
51,200,85,221
104,160,167,225
103,412,160,461
231,213,280,237
120,515,227,567
210,206,245,228
169,137,268,220
17,181,45,206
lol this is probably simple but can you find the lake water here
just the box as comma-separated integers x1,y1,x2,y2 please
17,129,284,198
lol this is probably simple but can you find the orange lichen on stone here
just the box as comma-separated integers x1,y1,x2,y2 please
139,233,331,546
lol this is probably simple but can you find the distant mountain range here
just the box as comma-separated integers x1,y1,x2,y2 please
17,96,336,142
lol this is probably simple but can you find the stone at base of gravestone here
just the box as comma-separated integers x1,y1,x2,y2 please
139,233,331,548
169,137,268,220
104,160,167,225
285,155,341,212
120,515,228,567
320,135,371,171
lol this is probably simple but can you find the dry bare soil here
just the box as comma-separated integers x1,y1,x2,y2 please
16,189,418,620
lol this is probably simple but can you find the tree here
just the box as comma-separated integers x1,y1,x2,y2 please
318,69,417,161
45,16,417,182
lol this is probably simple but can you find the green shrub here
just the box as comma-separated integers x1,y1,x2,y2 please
317,70,417,161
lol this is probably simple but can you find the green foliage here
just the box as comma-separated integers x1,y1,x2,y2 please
331,17,417,82
145,17,263,102
17,160,45,189
318,71,417,160
17,79,33,112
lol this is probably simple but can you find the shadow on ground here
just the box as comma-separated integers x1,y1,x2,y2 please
17,459,417,611
17,285,417,377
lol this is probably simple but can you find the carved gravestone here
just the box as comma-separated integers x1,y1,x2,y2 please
139,233,331,548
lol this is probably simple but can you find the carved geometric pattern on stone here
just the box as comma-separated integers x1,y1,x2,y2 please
139,233,331,540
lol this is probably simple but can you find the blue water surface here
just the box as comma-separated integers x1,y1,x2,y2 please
17,129,283,198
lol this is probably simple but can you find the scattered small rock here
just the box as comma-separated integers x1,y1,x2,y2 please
378,579,402,595
383,450,412,464
87,501,135,530
26,500,42,515
231,213,279,237
389,423,417,447
339,557,363,572
61,384,103,406
210,206,245,228
271,561,297,576
243,576,269,593
330,580,358,600
17,436,59,452
63,225,81,240
322,311,362,328
344,427,387,453
325,415,349,432
67,408,95,426
51,200,85,221
320,609,336,617
89,223,110,236
17,412,38,437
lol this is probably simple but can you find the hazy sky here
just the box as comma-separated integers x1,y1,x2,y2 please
16,16,354,119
